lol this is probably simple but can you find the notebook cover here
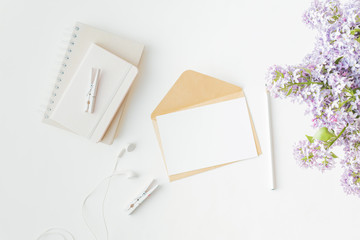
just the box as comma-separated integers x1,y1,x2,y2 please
43,22,144,144
50,44,138,142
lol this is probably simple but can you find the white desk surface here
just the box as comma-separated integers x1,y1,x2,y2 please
1,0,359,239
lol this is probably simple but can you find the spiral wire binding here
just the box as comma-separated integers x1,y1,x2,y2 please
43,25,80,120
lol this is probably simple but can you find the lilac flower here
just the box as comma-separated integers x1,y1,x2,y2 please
266,0,360,196
294,139,335,172
341,168,360,196
294,140,318,169
341,150,360,196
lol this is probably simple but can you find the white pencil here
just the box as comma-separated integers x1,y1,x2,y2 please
266,90,276,190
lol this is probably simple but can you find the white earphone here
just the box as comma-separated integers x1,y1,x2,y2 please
37,228,75,240
117,143,136,158
38,143,138,240
114,169,137,178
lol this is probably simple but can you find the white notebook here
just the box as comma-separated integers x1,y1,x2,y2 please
50,44,138,142
156,97,258,175
43,22,144,144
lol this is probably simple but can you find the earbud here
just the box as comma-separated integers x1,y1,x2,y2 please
125,170,137,178
114,170,137,178
126,143,136,152
117,143,136,158
114,143,137,173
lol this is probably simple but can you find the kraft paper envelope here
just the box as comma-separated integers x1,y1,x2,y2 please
151,70,261,181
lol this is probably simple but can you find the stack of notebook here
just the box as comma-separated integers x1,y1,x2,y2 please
43,22,144,144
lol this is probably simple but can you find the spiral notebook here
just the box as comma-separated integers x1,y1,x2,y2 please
43,22,144,143
51,43,138,142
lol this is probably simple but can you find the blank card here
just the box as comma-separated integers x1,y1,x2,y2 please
156,97,258,176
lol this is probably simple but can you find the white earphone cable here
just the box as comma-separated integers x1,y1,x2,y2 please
36,228,75,240
37,144,136,240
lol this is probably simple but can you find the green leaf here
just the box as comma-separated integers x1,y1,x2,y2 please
306,135,314,143
338,97,355,108
331,6,339,14
321,66,327,74
313,127,336,142
339,100,349,108
334,56,343,64
344,88,355,96
273,71,280,82
350,28,360,35
286,88,293,96
273,71,285,82
330,152,338,158
355,177,360,185
301,68,312,75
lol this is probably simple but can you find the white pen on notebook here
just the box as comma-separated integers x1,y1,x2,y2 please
126,179,159,215
85,68,101,113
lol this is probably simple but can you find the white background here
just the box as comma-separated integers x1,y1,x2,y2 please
1,0,359,239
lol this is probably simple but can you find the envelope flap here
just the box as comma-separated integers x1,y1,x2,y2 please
151,70,244,118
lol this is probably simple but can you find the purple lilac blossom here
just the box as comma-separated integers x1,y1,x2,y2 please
266,0,360,197
294,139,335,172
